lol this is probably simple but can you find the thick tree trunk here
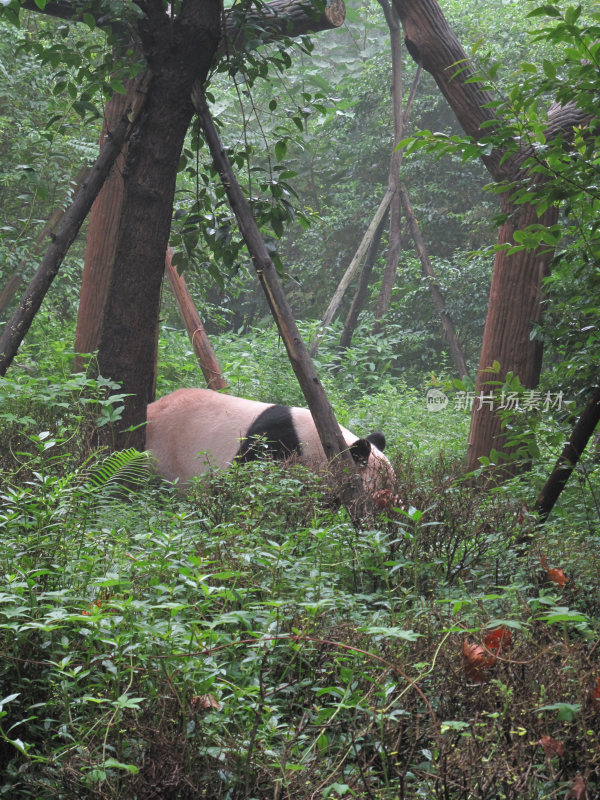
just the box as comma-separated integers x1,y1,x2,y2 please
74,0,346,368
340,209,389,349
95,3,221,450
65,0,345,451
466,199,557,466
0,93,145,377
164,248,227,391
534,384,600,522
193,87,363,511
399,183,469,378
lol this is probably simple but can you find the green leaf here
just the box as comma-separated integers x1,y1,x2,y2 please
526,5,561,18
274,140,287,161
542,59,556,79
536,702,581,721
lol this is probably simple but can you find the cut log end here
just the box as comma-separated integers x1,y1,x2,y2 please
325,0,345,28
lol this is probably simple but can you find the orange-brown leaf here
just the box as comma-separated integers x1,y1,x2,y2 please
484,626,512,653
190,694,222,713
462,639,495,683
567,774,587,799
372,488,402,510
547,567,568,586
536,734,564,759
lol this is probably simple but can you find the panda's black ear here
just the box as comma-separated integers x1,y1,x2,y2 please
366,432,386,452
349,438,372,466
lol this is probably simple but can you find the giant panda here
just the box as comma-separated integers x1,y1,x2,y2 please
146,388,395,492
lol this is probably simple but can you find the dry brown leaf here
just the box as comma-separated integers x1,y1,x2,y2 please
592,677,600,706
190,694,222,713
462,639,495,683
536,734,564,759
547,567,568,587
484,626,512,653
567,774,587,799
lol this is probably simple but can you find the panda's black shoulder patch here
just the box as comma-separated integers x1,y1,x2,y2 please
366,431,386,452
235,404,300,463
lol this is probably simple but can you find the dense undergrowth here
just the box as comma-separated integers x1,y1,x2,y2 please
1,332,599,799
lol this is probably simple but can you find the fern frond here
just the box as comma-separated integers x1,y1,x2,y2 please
84,448,152,492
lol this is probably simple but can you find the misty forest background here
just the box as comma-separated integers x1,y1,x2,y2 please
0,0,599,797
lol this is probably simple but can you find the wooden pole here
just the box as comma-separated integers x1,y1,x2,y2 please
534,385,600,522
339,209,390,349
164,248,227,391
309,188,394,357
398,184,469,379
192,85,363,512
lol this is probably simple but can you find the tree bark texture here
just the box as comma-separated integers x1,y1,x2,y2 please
164,247,227,391
340,209,389,349
96,3,222,450
466,199,558,466
74,84,138,368
534,385,600,522
74,0,346,365
0,91,146,377
61,0,344,451
193,87,363,510
392,0,503,177
222,0,345,53
399,184,469,378
22,0,346,50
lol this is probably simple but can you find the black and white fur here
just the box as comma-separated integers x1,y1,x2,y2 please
146,388,395,491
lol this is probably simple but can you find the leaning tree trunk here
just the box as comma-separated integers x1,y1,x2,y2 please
534,384,600,522
0,96,145,377
164,248,227,391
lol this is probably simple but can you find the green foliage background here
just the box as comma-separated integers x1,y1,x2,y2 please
1,0,600,796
